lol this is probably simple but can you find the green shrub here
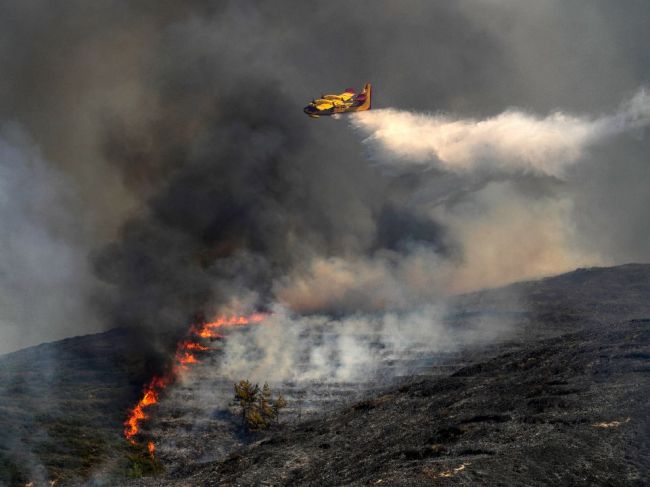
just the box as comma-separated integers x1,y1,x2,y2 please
125,443,163,478
233,380,287,430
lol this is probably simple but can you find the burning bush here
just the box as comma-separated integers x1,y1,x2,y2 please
233,380,287,430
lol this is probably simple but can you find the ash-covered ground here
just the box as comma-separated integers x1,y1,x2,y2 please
125,264,650,486
163,318,648,487
1,263,650,486
133,324,476,471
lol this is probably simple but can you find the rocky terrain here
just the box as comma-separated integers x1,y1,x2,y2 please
1,264,649,486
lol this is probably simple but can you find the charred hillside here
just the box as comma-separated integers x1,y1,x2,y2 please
171,319,649,486
133,263,650,486
1,263,650,486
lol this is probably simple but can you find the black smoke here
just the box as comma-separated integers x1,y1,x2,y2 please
87,26,394,365
93,78,313,359
1,0,650,359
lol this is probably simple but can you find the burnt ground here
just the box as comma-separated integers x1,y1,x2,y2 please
169,320,648,486
1,263,650,486
130,264,650,486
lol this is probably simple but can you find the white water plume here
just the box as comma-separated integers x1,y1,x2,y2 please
351,89,650,178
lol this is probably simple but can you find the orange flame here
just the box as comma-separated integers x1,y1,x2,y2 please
123,313,267,455
147,441,155,459
124,376,168,444
179,340,210,351
191,313,266,338
176,351,198,365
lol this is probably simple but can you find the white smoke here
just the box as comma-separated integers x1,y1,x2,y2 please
218,303,511,385
351,89,650,178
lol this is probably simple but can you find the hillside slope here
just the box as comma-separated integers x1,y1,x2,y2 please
173,319,648,486
1,264,650,486
0,329,151,485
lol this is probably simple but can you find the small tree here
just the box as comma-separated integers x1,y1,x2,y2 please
245,407,267,430
258,383,275,420
234,380,259,425
233,380,287,430
272,394,287,423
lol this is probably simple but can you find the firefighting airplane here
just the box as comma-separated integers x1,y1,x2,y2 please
303,83,372,118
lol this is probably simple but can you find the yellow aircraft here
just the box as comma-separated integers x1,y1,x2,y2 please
303,83,372,118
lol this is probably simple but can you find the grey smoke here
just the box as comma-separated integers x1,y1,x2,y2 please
0,124,100,355
0,0,648,366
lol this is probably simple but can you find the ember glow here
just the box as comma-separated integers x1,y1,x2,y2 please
147,441,155,459
176,350,198,366
123,313,267,454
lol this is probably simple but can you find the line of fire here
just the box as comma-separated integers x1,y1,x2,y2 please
123,313,267,458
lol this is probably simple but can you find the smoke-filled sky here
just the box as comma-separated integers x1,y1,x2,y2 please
1,0,649,355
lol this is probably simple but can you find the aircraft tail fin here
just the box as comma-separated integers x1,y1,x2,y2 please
352,83,372,111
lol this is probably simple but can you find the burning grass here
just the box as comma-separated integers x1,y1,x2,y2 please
123,313,267,458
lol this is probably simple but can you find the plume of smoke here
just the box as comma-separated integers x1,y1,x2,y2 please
219,304,512,385
350,89,650,178
142,299,516,469
429,181,604,294
273,247,445,314
271,181,603,304
0,123,101,354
